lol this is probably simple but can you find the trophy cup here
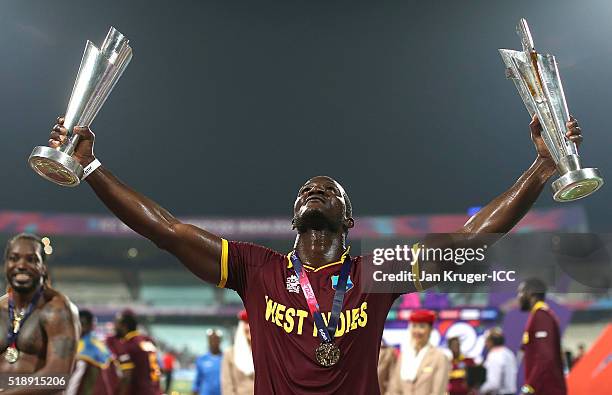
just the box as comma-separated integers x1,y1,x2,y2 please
499,18,603,202
28,27,132,187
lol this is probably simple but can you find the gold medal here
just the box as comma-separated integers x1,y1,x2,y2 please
315,343,340,367
5,346,19,364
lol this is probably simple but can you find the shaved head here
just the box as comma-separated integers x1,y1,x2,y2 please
293,176,354,235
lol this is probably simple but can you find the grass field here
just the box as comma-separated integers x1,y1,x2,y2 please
168,378,192,394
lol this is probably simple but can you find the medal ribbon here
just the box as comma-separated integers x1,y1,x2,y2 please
290,251,351,344
7,287,43,349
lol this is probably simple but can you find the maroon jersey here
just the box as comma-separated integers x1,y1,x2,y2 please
66,333,119,395
218,240,404,395
116,331,162,395
521,301,567,395
448,355,475,395
66,360,120,395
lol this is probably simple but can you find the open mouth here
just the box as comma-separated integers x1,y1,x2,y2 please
12,273,33,283
306,196,326,204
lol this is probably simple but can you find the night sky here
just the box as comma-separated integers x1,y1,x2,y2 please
2,0,611,230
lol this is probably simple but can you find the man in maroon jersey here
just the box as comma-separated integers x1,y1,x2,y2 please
47,113,583,394
447,336,475,395
517,278,567,395
113,310,162,395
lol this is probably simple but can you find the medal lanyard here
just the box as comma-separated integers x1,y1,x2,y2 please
7,287,43,347
290,252,351,344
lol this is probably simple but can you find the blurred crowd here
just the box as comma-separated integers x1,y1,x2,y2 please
67,279,586,395
66,308,255,395
69,309,588,395
377,313,588,395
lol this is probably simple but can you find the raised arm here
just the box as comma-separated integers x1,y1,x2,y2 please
459,115,581,235
413,116,583,290
49,118,223,285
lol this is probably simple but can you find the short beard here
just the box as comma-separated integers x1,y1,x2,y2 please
294,209,342,234
9,277,42,294
519,299,530,312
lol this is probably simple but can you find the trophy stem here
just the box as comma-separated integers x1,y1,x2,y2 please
62,134,81,156
557,154,580,174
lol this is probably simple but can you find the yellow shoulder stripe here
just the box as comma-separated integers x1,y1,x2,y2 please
531,301,548,313
217,239,229,288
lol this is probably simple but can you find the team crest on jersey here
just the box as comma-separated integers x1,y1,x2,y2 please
331,275,353,292
286,274,300,293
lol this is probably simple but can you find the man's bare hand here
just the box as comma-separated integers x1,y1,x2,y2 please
49,116,96,167
530,114,583,164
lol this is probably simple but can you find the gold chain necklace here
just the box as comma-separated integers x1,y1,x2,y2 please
12,310,26,333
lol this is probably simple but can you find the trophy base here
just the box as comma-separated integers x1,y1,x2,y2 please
552,168,603,202
28,146,83,187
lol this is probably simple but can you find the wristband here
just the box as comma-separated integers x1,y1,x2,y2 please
82,159,102,180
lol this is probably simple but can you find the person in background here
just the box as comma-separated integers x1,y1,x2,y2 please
113,310,162,395
162,349,176,393
573,343,586,365
479,328,517,395
222,310,254,395
447,336,475,395
517,278,567,395
378,340,397,395
192,328,223,395
66,309,118,395
386,310,450,395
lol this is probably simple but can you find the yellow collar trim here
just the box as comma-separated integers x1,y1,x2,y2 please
531,301,548,313
286,247,351,273
124,330,140,341
453,354,465,362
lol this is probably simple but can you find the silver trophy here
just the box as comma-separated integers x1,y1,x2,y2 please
28,27,132,187
500,18,603,202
